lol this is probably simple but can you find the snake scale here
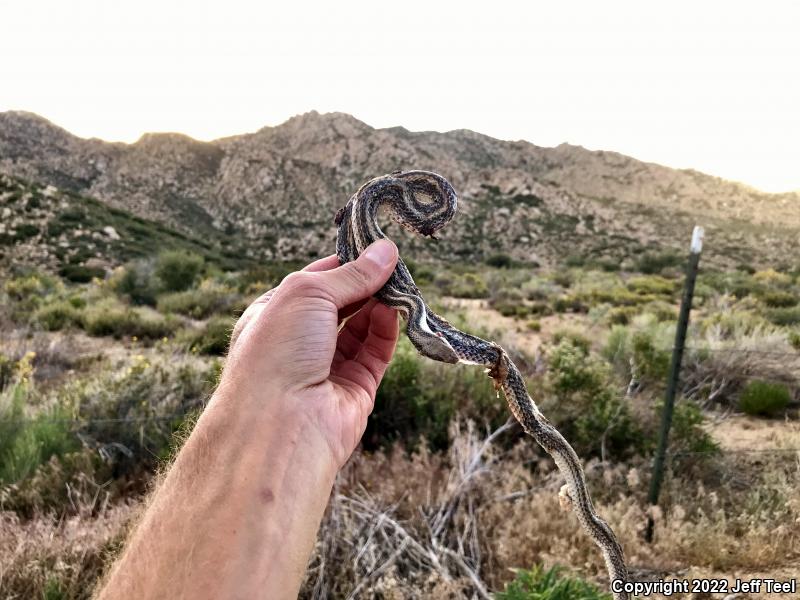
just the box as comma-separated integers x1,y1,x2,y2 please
334,170,628,599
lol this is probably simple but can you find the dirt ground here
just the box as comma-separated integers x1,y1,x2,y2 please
708,414,800,452
441,297,598,359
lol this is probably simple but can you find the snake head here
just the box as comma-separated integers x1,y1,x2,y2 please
407,328,460,364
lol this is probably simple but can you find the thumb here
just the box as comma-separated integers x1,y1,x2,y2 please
314,239,398,308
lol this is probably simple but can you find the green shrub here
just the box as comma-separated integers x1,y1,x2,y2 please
33,300,81,331
548,340,599,396
586,287,657,307
635,250,683,274
12,223,40,240
515,305,532,318
4,273,56,301
696,270,765,299
739,380,791,417
564,255,585,268
699,307,769,338
155,250,205,292
626,275,676,296
439,272,490,299
551,330,591,354
496,304,517,317
521,280,552,302
765,306,800,326
668,400,719,458
526,319,541,332
369,338,501,451
731,282,759,299
552,295,588,313
234,261,305,291
602,326,628,365
68,295,87,309
760,290,799,308
368,339,462,450
81,300,178,340
80,301,134,337
607,306,638,325
486,253,513,268
754,268,792,287
595,258,621,272
59,263,104,283
552,271,573,288
370,341,436,447
69,356,213,475
789,330,800,351
157,282,241,319
184,316,233,355
528,301,553,317
135,310,180,340
545,337,641,458
0,354,78,485
490,288,526,317
158,289,208,318
491,289,553,318
603,322,674,385
736,263,756,274
0,353,13,391
109,261,158,305
404,258,435,285
646,300,677,322
4,273,60,319
0,408,77,485
631,331,671,382
496,565,611,600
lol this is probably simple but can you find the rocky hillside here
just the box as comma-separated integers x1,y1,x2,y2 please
1,110,798,269
0,174,252,278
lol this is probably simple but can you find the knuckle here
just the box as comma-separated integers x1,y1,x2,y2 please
361,343,389,366
253,288,276,305
280,272,317,296
344,262,372,293
280,271,337,304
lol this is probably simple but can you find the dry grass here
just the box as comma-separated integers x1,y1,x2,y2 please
680,297,800,408
0,503,137,599
300,419,800,598
1,418,798,599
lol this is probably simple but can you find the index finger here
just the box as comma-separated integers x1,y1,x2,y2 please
303,254,340,272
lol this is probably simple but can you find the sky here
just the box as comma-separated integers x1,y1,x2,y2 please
2,1,799,193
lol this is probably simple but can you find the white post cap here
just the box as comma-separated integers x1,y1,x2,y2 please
690,226,704,254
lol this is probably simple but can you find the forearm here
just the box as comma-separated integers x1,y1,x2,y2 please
97,386,338,600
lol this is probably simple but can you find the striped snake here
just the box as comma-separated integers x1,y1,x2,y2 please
335,170,628,599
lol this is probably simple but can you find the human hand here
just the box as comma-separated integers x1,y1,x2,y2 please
220,239,400,468
97,241,401,600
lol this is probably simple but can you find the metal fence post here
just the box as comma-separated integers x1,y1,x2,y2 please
645,226,704,543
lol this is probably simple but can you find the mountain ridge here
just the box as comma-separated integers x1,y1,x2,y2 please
2,109,793,194
1,110,797,269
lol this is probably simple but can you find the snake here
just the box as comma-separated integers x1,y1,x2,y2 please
334,170,628,599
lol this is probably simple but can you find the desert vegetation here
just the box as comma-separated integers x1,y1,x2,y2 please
2,233,799,599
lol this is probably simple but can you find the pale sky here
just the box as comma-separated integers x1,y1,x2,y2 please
2,1,799,192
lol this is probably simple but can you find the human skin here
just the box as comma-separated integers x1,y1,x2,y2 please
96,239,400,600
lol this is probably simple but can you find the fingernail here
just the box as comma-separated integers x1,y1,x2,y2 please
362,239,396,268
